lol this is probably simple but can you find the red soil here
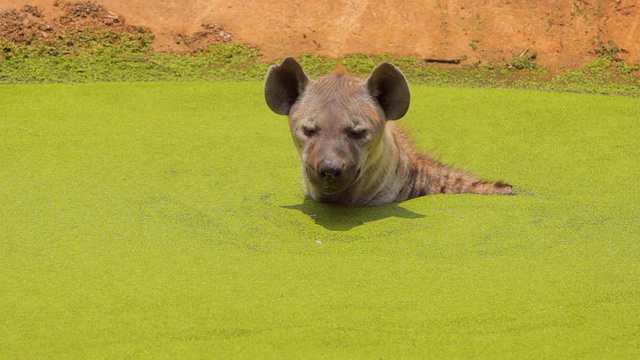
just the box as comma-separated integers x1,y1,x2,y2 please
2,0,639,70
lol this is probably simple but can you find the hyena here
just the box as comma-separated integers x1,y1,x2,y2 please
265,57,514,205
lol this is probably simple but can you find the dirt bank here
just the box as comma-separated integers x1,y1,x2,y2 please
2,0,639,69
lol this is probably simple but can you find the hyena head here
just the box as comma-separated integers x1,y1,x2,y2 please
264,57,410,202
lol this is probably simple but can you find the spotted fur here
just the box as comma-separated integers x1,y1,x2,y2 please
265,57,514,205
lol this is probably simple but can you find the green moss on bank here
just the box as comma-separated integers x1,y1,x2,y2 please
1,32,639,96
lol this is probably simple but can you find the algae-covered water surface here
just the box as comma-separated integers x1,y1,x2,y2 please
1,82,639,358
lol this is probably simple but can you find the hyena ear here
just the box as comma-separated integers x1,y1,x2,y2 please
264,57,311,115
365,62,410,120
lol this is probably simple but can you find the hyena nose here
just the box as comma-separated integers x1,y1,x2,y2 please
318,159,343,180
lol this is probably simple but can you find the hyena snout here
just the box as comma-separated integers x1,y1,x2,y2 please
317,158,344,180
307,156,360,193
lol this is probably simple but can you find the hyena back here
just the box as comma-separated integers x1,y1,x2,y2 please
265,57,514,205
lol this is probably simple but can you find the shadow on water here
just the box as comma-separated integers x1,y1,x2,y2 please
282,197,425,231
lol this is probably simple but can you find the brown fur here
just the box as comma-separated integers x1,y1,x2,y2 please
265,58,514,205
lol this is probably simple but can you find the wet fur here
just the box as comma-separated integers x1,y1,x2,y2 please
265,58,514,205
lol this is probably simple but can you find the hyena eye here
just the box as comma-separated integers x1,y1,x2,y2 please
347,128,367,140
302,126,317,137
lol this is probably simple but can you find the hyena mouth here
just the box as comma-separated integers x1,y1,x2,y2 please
322,178,338,191
307,163,359,194
319,171,341,193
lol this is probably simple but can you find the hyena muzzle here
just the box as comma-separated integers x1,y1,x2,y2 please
265,57,514,205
